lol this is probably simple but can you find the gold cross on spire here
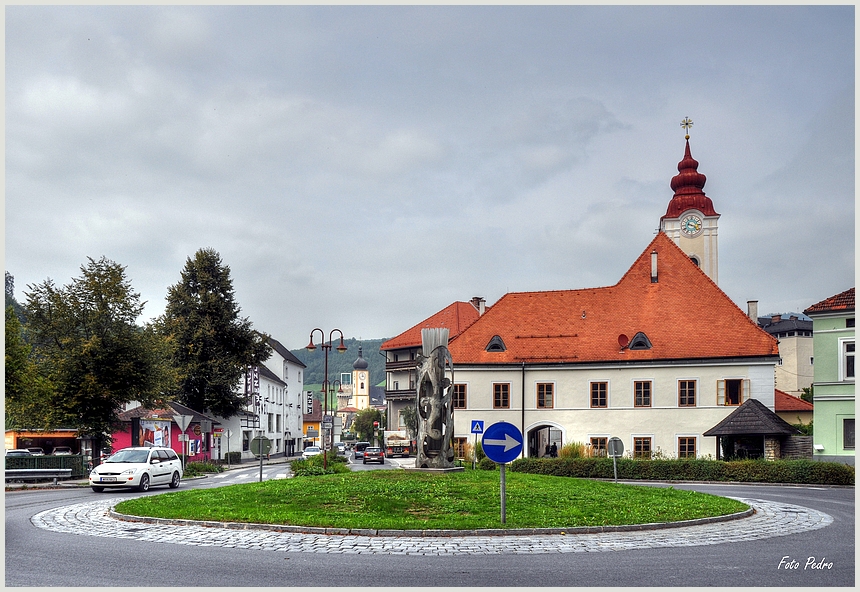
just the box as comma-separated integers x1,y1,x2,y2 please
680,117,693,140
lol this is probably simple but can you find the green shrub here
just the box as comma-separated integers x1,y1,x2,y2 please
183,461,225,477
477,456,497,470
509,457,854,485
225,452,242,465
290,453,351,477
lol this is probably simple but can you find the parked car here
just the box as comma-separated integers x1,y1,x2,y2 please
89,446,183,493
354,441,371,459
362,447,385,465
302,446,322,459
51,446,73,455
335,442,346,456
5,449,32,456
27,447,45,456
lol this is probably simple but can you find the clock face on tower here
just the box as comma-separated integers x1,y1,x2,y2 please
359,372,366,381
680,213,703,237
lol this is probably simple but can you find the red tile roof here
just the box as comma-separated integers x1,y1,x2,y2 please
448,232,778,365
774,389,813,412
804,287,855,314
381,301,482,351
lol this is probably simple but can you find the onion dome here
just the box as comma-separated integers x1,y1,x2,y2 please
662,139,719,220
353,346,369,370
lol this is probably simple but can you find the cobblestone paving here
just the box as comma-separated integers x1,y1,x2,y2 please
31,498,832,555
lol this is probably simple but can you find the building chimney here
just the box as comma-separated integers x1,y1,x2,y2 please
470,296,486,315
772,314,782,323
747,300,758,323
650,251,658,283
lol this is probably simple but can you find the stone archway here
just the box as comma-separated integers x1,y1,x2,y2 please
526,423,563,458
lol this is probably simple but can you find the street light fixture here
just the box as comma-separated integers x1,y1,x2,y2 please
307,328,347,469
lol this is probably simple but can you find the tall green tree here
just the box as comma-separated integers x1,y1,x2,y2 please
353,407,383,442
159,248,271,418
5,306,56,430
22,257,173,444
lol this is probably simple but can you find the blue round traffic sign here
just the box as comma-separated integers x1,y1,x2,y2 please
481,421,523,464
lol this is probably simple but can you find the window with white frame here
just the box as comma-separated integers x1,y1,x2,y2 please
717,379,750,406
840,339,855,381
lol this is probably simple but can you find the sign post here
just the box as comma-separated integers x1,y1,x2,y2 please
607,436,624,483
470,420,484,470
481,421,524,525
173,414,193,468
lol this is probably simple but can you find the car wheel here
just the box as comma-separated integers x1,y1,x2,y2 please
137,473,150,492
363,459,367,464
169,471,181,488
91,486,104,493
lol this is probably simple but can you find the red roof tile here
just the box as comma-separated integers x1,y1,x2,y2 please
774,389,813,412
448,233,778,365
804,287,855,314
381,301,482,351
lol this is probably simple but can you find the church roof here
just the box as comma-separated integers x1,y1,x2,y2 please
704,398,800,436
804,287,855,315
353,346,369,370
662,139,719,220
447,232,778,365
381,301,482,351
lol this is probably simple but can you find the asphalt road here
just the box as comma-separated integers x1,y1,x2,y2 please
4,467,854,588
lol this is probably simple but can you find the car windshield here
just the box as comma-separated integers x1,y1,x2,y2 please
306,447,320,452
105,449,151,463
367,448,381,452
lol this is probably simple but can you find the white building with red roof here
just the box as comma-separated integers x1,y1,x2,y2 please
383,135,789,461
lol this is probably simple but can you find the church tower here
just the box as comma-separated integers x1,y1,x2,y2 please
352,346,370,411
659,119,720,284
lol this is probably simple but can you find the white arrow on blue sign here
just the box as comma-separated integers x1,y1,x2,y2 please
481,421,523,464
470,420,484,434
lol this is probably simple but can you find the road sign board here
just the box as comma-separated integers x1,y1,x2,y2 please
250,436,272,456
173,414,192,433
481,422,523,464
470,420,484,434
608,437,624,458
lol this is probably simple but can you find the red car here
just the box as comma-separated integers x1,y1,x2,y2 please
362,447,385,464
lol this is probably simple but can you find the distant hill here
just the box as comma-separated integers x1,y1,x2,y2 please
291,337,388,387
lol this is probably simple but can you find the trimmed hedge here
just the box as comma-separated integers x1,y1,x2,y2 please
509,457,854,486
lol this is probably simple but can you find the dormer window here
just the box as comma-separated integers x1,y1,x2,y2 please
629,332,652,350
486,335,506,352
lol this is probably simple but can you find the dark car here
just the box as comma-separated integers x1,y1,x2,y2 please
362,447,385,465
354,441,371,459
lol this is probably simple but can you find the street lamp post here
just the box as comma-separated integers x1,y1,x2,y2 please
306,328,347,470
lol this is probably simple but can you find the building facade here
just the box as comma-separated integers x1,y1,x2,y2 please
805,287,855,464
446,233,778,460
757,313,814,397
216,336,307,460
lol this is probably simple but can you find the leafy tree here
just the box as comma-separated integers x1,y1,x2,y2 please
5,271,25,322
801,386,814,404
400,401,418,441
22,257,174,449
158,248,271,418
5,306,56,430
352,407,383,442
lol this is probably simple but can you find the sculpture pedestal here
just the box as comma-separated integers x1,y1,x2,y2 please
403,466,464,474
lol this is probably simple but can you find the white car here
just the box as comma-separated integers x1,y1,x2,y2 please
89,446,183,492
302,446,322,459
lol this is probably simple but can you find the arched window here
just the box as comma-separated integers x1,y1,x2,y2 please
689,255,700,267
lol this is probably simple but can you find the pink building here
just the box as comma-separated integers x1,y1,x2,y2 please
114,401,221,462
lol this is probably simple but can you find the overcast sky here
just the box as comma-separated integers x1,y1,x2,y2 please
5,5,855,349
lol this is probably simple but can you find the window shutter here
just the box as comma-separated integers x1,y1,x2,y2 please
717,380,725,406
742,379,751,403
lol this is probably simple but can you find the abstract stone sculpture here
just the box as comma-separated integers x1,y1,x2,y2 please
415,328,455,468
